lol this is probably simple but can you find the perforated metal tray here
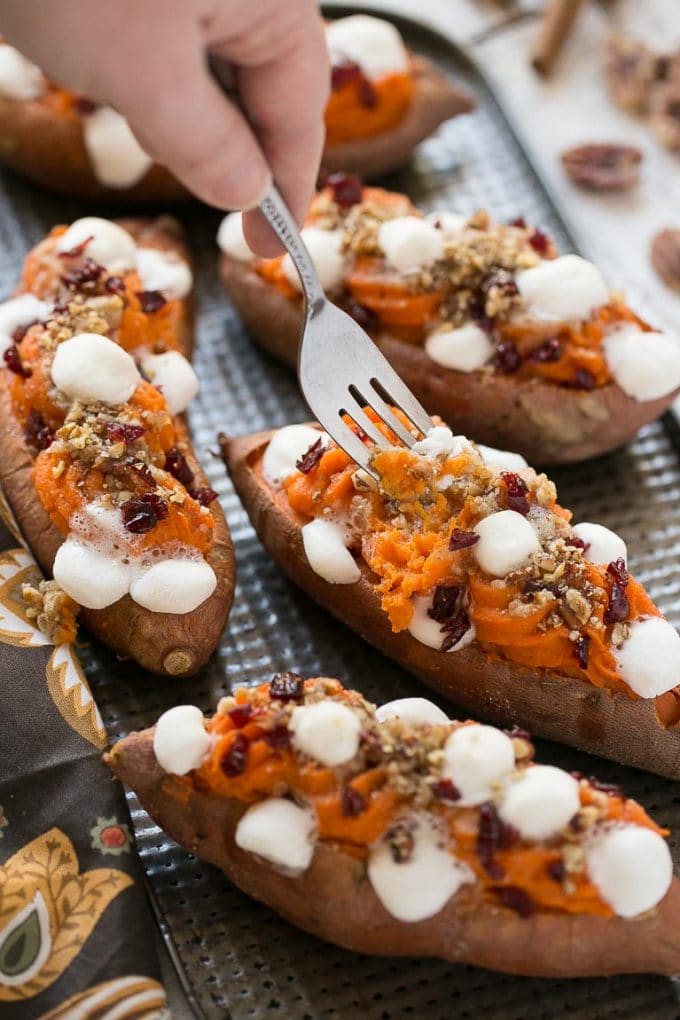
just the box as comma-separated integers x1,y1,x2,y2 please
1,9,679,1019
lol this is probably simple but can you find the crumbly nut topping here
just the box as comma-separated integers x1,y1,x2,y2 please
22,578,79,644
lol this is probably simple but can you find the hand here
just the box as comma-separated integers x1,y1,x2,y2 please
2,0,330,254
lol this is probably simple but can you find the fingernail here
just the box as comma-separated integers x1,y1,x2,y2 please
239,170,273,211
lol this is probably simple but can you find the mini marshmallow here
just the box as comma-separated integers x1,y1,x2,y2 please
136,248,193,300
290,700,362,766
263,425,327,486
51,333,140,405
153,704,212,775
376,697,449,726
0,294,49,355
53,537,132,610
282,228,344,293
407,593,476,652
82,106,152,189
427,210,466,238
473,510,540,578
516,255,609,322
378,216,444,274
217,212,254,261
586,825,673,918
0,45,43,100
129,559,217,614
603,323,680,402
368,813,472,922
442,724,515,806
141,350,198,415
499,765,580,840
425,322,494,372
613,616,680,698
301,518,360,585
235,798,316,874
325,14,409,80
56,217,137,272
412,425,473,460
571,522,627,566
476,444,529,473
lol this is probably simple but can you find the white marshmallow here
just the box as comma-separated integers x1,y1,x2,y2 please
376,697,449,726
0,294,49,355
301,518,360,585
378,216,444,274
325,15,409,81
442,724,516,806
129,558,217,615
53,537,132,609
290,700,361,766
425,322,494,372
282,228,344,293
82,106,152,189
586,825,673,918
262,424,327,486
0,45,43,100
476,444,529,473
136,248,193,300
216,212,253,261
473,510,540,578
603,323,680,402
153,704,212,775
571,522,627,566
407,593,476,652
516,255,609,322
427,210,466,239
235,798,316,875
499,765,580,840
51,333,140,405
412,425,473,460
613,616,680,698
367,813,472,922
56,217,137,272
141,350,198,415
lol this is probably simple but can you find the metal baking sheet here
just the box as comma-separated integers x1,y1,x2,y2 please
2,8,679,1018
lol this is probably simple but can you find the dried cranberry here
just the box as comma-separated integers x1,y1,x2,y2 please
105,275,126,295
476,802,519,879
229,705,253,728
58,235,93,259
529,337,562,363
449,527,480,551
191,486,218,507
574,633,590,669
326,172,363,208
343,299,376,330
164,447,195,486
358,76,377,107
137,290,167,314
265,725,291,751
607,557,629,585
330,60,362,91
547,859,566,883
61,257,103,289
121,493,168,533
566,368,596,390
428,584,460,623
11,319,38,344
494,340,521,374
74,96,98,115
342,786,368,817
269,672,305,702
502,472,530,515
440,610,472,652
509,216,527,228
106,421,145,445
523,579,562,596
131,462,156,487
296,437,326,474
24,410,54,450
604,582,629,625
565,535,589,551
220,732,248,777
529,229,551,255
386,822,415,863
494,886,537,918
432,778,461,801
3,344,31,377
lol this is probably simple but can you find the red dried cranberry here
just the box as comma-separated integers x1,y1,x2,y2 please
342,786,368,817
326,172,363,208
607,557,629,585
547,859,566,883
574,633,590,669
191,487,218,507
494,340,521,374
509,216,527,228
529,229,551,255
3,344,31,377
58,234,93,259
105,275,126,294
106,421,145,445
265,725,292,751
60,257,103,289
24,410,54,450
494,886,536,917
343,299,376,330
269,672,305,702
440,609,472,652
229,705,253,728
121,493,168,533
432,778,461,801
502,472,530,515
137,290,167,314
296,437,326,474
449,527,480,551
11,319,38,344
74,96,98,115
428,584,461,623
358,76,377,107
220,732,248,777
476,802,519,879
565,535,589,551
164,447,195,486
330,60,362,91
566,368,596,390
604,562,629,624
529,338,562,363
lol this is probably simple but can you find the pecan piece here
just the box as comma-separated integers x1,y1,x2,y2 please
604,36,659,113
649,83,680,151
651,229,680,290
561,143,642,191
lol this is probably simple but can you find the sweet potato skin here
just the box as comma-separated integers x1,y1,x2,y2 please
219,257,679,465
0,94,189,203
322,56,474,180
106,728,680,977
222,429,680,778
0,218,235,676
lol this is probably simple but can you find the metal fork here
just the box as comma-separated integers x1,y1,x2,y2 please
257,184,434,478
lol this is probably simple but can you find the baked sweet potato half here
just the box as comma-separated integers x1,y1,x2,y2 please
0,215,234,675
222,419,680,777
106,675,680,977
218,183,680,464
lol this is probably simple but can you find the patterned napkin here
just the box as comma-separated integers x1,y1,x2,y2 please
0,489,167,1018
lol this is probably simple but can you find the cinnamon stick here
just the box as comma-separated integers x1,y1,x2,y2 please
532,0,587,76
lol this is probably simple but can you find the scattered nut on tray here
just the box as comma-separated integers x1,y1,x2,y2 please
604,35,680,152
561,143,643,191
651,229,680,290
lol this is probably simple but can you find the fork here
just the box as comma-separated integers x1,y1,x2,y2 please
256,183,434,478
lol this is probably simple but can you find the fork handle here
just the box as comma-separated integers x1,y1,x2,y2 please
258,184,326,310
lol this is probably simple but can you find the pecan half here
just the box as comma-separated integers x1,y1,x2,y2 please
561,143,642,191
651,229,680,290
604,36,659,113
649,83,680,151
